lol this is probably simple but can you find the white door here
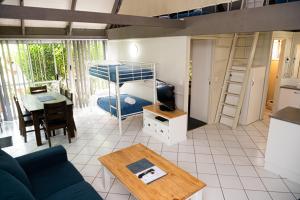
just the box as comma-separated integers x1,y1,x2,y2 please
242,66,266,125
190,40,213,122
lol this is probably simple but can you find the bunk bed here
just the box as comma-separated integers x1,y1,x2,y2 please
88,61,156,134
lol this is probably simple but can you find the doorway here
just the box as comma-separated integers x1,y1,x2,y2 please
188,39,213,130
265,39,286,115
292,44,300,78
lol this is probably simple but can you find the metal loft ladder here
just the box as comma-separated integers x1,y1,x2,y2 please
215,32,259,129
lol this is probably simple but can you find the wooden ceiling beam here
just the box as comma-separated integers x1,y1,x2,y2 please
67,0,77,35
0,4,185,29
106,0,123,29
0,26,107,39
20,0,25,35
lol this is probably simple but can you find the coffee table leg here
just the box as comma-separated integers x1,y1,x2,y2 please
188,189,203,200
102,166,111,192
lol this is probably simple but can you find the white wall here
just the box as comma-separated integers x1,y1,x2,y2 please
107,36,190,110
190,39,213,122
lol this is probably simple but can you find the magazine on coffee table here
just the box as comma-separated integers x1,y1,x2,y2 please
127,158,167,184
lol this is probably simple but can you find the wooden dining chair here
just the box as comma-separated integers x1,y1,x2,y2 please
13,96,35,143
42,101,70,147
64,90,73,101
64,90,77,132
60,87,65,95
30,85,47,94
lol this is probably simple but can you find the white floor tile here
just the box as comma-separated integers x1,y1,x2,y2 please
196,163,217,174
195,154,214,164
261,178,290,192
240,176,266,191
269,192,296,200
284,179,300,193
215,164,237,176
223,188,248,200
198,173,220,187
246,190,272,200
213,155,232,165
235,165,258,177
203,187,224,200
178,152,195,162
105,193,130,200
219,175,243,189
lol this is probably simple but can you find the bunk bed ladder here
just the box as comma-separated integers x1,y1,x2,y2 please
215,32,259,129
115,65,123,135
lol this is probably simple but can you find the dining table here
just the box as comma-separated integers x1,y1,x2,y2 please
21,92,75,146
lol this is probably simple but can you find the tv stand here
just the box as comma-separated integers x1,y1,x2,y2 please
159,105,174,112
143,104,187,145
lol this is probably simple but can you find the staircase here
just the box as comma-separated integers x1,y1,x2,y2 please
215,32,259,129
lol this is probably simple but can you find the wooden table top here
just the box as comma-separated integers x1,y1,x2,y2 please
143,104,186,119
99,144,206,200
21,92,73,112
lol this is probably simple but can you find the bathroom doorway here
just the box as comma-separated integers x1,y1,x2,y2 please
265,39,286,113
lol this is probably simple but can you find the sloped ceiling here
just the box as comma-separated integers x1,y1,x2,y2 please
0,0,236,29
0,0,115,29
119,0,237,17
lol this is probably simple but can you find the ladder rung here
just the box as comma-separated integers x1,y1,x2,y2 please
238,34,255,38
232,65,247,68
226,80,243,85
223,103,237,108
235,45,252,48
225,92,240,97
229,69,246,73
233,58,248,60
221,114,235,119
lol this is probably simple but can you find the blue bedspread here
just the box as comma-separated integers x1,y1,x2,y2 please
97,94,152,117
89,65,153,83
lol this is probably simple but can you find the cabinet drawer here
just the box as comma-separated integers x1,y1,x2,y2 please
278,88,300,110
144,118,156,130
156,125,170,139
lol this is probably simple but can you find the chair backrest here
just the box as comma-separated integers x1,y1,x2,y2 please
59,87,65,95
13,96,25,124
30,85,47,94
44,101,67,124
64,90,73,101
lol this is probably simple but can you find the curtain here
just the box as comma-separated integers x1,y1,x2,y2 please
0,39,106,121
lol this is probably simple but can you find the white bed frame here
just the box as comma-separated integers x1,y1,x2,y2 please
89,61,156,134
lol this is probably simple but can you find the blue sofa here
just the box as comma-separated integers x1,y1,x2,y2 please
0,145,103,200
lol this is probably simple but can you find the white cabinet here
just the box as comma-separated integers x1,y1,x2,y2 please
278,88,300,110
239,66,266,125
143,104,187,145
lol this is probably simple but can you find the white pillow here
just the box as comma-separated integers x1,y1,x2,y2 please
124,96,136,105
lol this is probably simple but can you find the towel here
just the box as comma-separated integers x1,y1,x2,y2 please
125,96,136,105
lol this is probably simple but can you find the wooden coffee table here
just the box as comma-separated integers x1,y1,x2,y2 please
99,144,206,200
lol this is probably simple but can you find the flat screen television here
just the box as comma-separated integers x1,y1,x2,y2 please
156,80,176,111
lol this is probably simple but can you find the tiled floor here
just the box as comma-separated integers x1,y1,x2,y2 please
1,107,300,200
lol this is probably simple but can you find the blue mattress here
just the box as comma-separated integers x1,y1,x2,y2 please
97,94,152,117
89,65,153,83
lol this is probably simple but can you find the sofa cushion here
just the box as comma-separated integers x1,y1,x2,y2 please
0,170,35,200
28,161,84,200
0,149,32,190
44,181,103,200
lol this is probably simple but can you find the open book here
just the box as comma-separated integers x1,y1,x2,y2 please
127,158,167,184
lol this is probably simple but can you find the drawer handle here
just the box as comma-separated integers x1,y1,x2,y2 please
148,123,150,126
294,91,300,94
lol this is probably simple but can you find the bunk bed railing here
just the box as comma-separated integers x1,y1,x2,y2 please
88,60,157,135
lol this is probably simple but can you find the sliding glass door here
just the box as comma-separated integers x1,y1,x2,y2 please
0,39,105,121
